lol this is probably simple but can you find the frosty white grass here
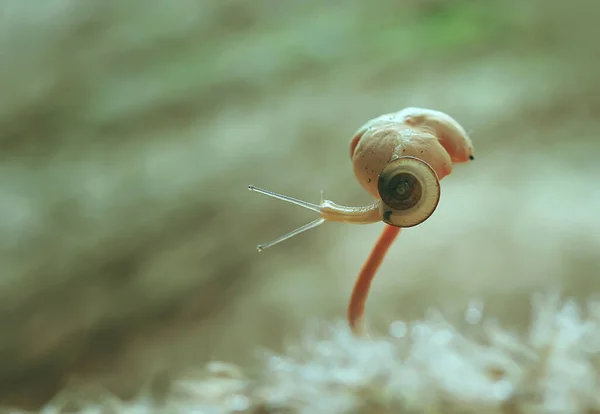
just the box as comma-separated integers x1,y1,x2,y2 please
10,292,600,414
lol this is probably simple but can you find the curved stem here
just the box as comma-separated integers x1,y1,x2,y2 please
347,224,401,336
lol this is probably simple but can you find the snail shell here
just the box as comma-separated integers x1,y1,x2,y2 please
377,156,440,227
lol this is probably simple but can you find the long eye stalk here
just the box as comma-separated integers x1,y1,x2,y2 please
256,218,325,252
248,185,321,213
248,185,381,251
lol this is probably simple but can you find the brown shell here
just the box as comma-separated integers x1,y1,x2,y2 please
377,156,440,228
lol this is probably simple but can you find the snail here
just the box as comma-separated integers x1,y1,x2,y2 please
249,107,474,336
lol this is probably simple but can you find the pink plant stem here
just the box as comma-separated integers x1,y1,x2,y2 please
347,224,401,336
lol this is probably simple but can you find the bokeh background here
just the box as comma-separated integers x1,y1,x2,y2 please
1,0,599,410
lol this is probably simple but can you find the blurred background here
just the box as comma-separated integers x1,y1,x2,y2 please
1,0,599,409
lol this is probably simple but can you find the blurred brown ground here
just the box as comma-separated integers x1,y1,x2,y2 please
0,0,599,409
